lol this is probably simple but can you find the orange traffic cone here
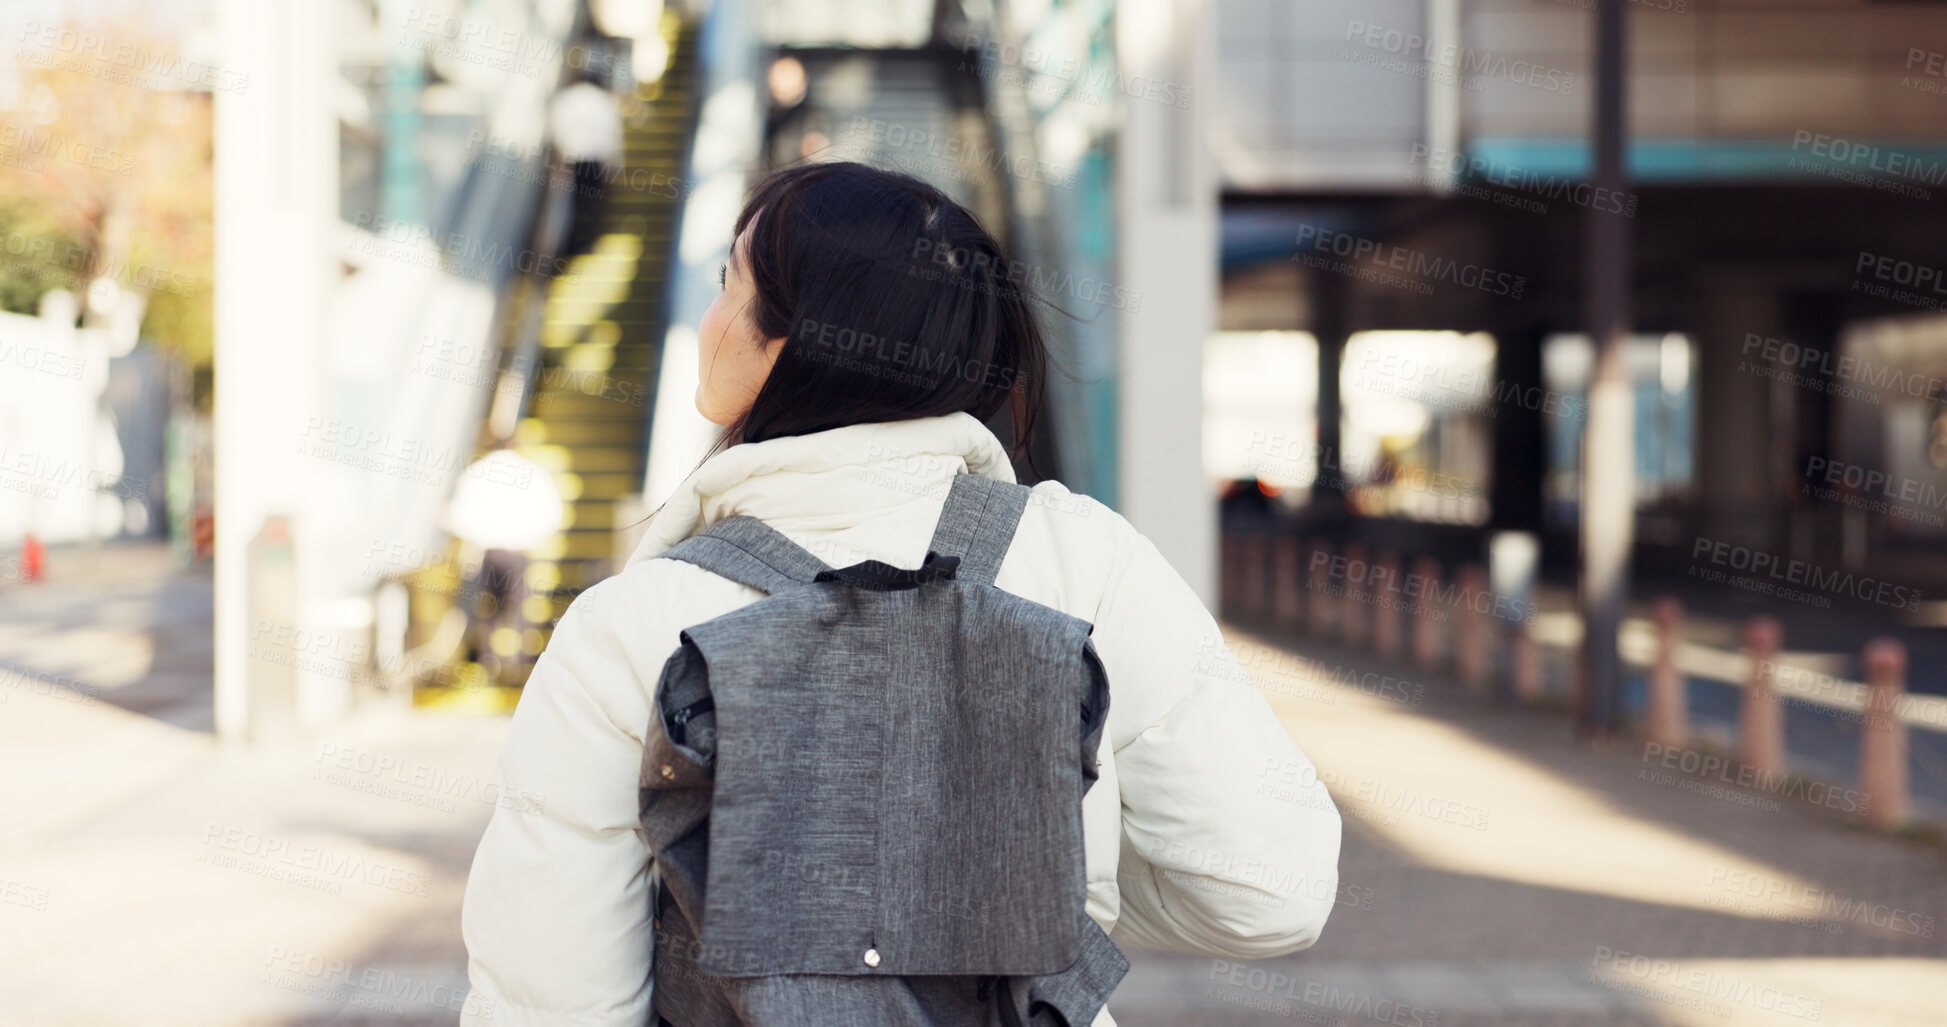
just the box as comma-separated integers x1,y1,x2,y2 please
21,534,44,582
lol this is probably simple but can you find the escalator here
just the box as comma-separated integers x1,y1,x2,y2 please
403,4,1075,709
522,18,698,626
408,12,699,708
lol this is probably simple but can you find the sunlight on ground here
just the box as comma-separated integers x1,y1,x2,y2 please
0,619,155,689
1589,958,1947,1027
1228,627,1893,934
0,685,209,848
0,835,455,1022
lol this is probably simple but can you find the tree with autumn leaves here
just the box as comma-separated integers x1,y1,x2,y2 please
0,13,214,409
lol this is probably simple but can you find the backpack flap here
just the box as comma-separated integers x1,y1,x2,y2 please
679,580,1104,980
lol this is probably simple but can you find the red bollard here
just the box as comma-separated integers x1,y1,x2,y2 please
1740,618,1785,782
21,534,44,582
1340,544,1370,649
1274,535,1303,630
1373,550,1402,660
1240,533,1268,623
193,510,216,560
1307,540,1335,638
1646,598,1686,748
1510,614,1542,705
1411,556,1442,671
1860,638,1909,829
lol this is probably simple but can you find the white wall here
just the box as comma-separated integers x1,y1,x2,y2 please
213,0,338,740
1118,0,1220,604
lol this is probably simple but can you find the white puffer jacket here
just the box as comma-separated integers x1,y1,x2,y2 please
461,412,1343,1026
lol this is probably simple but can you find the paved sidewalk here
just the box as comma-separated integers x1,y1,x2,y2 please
1112,623,1947,1027
0,545,499,1025
6,546,1943,1025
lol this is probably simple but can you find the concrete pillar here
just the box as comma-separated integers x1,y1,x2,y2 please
1739,618,1785,781
215,0,339,741
1576,0,1635,738
1860,639,1909,829
1116,0,1217,603
1310,281,1347,520
1696,289,1784,550
1490,330,1547,535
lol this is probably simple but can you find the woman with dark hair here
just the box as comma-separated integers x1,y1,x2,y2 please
460,163,1341,1026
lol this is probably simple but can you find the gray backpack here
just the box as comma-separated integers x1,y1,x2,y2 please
639,472,1127,1026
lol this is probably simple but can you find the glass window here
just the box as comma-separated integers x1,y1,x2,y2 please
1337,330,1494,525
1541,332,1697,529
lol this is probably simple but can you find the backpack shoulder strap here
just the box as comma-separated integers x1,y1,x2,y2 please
658,514,830,595
925,473,1030,588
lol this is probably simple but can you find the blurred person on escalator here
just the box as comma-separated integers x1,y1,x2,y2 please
548,65,624,259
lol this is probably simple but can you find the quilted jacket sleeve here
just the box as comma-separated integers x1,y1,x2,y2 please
460,582,658,1026
1089,527,1344,960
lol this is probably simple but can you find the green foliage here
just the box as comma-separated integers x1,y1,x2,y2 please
0,203,85,318
0,17,213,392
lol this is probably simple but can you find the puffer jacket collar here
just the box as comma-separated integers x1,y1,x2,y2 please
623,411,1017,569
